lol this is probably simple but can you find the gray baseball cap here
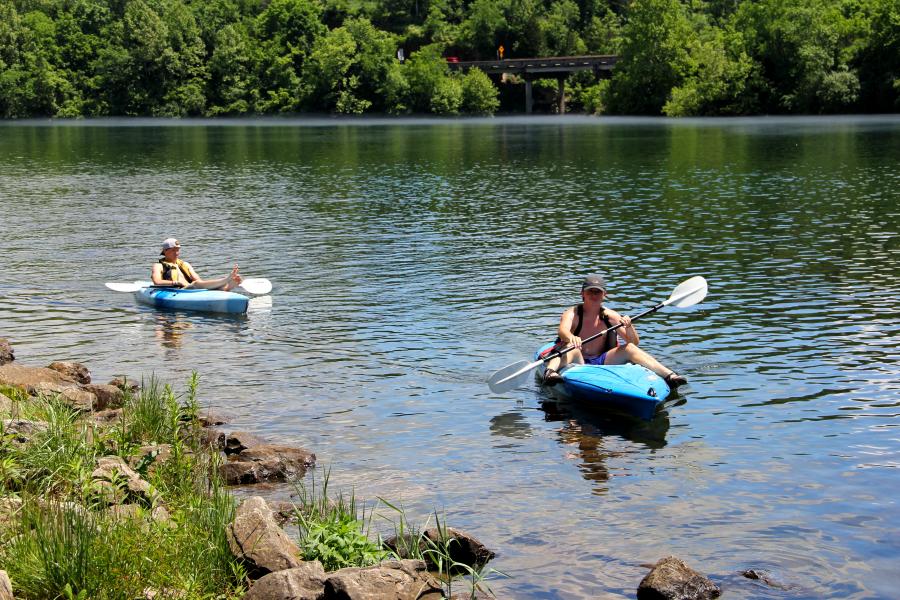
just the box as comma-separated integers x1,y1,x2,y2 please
581,273,607,291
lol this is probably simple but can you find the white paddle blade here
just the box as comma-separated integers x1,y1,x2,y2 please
239,278,272,295
488,359,542,394
664,276,708,308
105,282,144,292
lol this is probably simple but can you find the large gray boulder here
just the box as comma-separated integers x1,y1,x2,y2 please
227,497,303,579
637,556,721,600
47,361,91,384
243,562,327,600
324,560,444,600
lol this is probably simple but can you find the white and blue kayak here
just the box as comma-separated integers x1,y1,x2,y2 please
134,286,249,314
534,342,670,420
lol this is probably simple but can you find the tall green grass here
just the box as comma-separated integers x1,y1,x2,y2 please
0,373,246,599
378,500,507,600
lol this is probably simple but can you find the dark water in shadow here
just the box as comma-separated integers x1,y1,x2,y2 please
2,116,899,598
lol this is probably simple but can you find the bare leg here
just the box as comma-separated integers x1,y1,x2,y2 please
603,343,680,380
543,347,584,384
185,265,242,291
603,343,687,387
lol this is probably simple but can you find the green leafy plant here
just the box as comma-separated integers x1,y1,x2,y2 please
292,468,388,571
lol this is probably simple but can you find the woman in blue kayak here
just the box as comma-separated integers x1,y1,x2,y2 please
542,274,688,388
151,238,243,290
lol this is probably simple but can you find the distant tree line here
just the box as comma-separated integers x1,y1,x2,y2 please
0,0,897,118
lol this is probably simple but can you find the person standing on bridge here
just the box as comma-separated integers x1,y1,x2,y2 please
498,45,505,60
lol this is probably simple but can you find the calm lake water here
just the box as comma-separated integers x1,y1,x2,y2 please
1,116,899,599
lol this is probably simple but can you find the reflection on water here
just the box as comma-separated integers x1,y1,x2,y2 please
540,398,670,494
489,411,533,440
2,116,900,599
153,312,194,349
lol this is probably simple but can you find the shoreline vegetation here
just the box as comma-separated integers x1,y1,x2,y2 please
0,337,504,599
0,0,897,120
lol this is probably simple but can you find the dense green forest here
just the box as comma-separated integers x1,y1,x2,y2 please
1,0,898,117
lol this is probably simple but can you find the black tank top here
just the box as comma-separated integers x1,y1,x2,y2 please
566,304,617,355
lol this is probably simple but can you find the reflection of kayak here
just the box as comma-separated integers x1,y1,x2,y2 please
534,342,670,420
134,286,249,314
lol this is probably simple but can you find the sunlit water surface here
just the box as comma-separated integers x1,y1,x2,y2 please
1,116,899,599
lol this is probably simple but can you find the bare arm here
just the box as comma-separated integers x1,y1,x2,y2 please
608,309,639,345
557,307,582,348
151,263,183,287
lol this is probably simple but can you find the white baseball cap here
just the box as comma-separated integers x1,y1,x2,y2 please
160,238,181,255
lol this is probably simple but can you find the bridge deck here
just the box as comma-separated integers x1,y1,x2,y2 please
446,55,619,77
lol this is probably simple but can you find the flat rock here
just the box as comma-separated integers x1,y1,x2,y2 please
47,361,91,384
638,556,721,600
2,418,50,444
221,445,316,484
324,560,444,600
25,380,97,413
0,363,76,390
224,431,267,454
243,562,327,600
28,382,97,412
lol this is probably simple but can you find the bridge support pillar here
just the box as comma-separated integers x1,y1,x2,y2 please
524,78,533,114
557,76,566,114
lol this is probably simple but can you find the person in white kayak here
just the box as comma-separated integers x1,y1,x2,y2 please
151,238,243,291
542,273,688,389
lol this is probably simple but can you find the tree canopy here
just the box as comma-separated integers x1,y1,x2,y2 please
0,0,897,117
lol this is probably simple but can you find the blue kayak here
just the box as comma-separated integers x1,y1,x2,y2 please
134,286,249,314
534,342,670,420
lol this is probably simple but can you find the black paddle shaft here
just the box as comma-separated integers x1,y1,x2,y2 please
540,301,666,363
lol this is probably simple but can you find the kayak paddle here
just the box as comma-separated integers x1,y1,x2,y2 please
487,276,708,394
105,277,273,295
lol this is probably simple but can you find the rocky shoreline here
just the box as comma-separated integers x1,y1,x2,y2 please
1,336,731,599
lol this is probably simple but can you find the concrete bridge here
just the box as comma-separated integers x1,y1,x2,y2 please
446,55,619,113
